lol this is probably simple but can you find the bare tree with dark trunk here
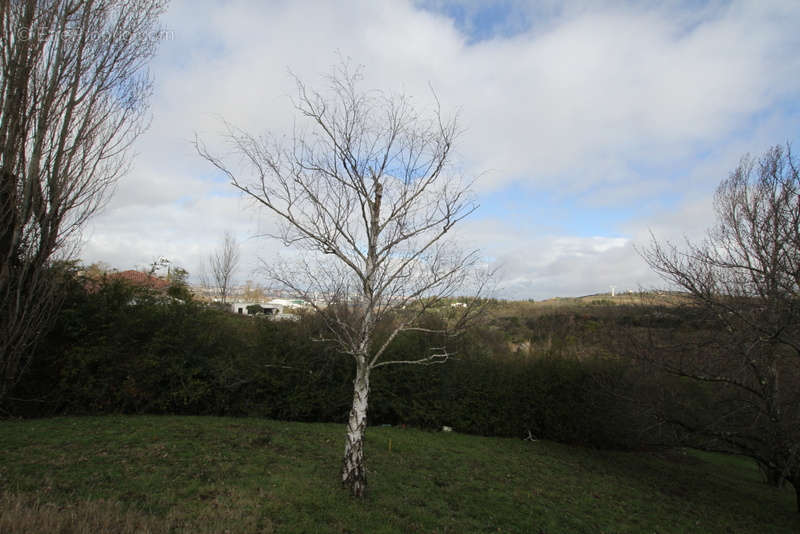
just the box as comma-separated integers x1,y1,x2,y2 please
197,63,486,497
0,0,167,405
203,231,240,304
640,144,800,511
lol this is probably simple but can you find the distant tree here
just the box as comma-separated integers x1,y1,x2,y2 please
166,265,188,285
241,280,264,302
144,257,191,300
84,261,113,279
641,144,800,511
197,63,487,497
0,0,166,404
204,231,240,304
166,265,191,301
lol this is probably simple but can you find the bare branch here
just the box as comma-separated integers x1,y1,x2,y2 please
1,0,166,403
196,61,486,498
639,143,800,503
206,231,240,304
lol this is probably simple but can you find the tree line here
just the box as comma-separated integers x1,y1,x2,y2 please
4,271,648,448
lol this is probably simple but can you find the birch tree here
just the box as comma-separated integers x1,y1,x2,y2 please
197,63,484,497
0,0,166,404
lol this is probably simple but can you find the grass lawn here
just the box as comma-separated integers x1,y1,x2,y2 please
0,416,797,533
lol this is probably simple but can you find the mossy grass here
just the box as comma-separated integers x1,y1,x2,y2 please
1,416,797,533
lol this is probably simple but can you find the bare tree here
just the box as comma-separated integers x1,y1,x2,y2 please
0,0,166,404
640,144,800,510
197,63,487,497
204,231,240,304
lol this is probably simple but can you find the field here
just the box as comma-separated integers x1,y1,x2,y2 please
1,416,797,533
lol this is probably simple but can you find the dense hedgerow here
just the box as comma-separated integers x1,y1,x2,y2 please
6,275,654,449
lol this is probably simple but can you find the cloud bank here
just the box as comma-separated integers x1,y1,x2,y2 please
80,0,800,299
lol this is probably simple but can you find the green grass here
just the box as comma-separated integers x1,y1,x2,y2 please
0,416,797,533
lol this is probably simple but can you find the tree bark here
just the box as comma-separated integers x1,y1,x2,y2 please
342,363,370,498
790,477,800,513
758,460,786,488
766,467,786,488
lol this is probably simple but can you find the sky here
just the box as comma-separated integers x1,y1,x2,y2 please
79,0,800,300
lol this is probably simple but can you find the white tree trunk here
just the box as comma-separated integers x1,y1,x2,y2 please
342,363,370,497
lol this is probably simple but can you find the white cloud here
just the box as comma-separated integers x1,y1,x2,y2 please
78,0,800,298
451,217,654,299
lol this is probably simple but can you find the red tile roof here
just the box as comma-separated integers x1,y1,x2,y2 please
110,270,171,291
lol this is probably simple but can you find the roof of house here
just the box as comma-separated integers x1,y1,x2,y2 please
110,270,171,291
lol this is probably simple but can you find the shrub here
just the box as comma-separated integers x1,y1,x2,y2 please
8,276,652,450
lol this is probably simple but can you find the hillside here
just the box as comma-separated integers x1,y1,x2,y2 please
1,416,797,533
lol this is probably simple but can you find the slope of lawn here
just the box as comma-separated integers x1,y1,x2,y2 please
0,416,797,533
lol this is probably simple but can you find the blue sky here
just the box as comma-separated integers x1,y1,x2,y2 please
419,1,535,42
80,0,800,299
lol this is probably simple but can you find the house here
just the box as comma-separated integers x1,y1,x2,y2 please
266,298,309,309
229,299,304,320
110,270,171,291
82,269,171,294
